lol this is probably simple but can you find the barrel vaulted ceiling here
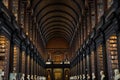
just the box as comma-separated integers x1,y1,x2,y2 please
32,0,82,46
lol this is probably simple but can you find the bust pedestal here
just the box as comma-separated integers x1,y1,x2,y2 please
10,73,17,80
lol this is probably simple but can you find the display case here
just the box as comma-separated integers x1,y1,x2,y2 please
2,0,9,8
0,35,10,78
106,35,118,79
97,45,104,75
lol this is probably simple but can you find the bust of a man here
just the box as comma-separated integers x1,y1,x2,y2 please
114,69,120,80
27,75,30,80
92,73,96,80
83,74,85,80
87,74,90,80
79,75,82,80
100,71,105,80
21,74,25,80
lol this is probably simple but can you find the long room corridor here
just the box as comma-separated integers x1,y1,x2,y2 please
0,0,120,80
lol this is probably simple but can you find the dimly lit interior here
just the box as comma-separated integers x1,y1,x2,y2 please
0,0,120,80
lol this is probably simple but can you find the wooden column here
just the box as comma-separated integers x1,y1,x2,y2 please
88,46,92,80
93,40,98,80
8,33,14,80
16,40,23,79
25,45,29,79
115,32,120,73
62,68,64,80
101,30,109,80
115,10,120,70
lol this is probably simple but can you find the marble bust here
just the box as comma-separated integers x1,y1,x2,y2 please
20,74,25,80
100,71,105,80
114,69,120,80
92,73,96,80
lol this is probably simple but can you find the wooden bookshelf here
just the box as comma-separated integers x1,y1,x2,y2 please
27,55,30,74
0,35,10,73
106,35,118,79
13,45,19,72
91,51,95,74
22,51,25,73
97,45,104,71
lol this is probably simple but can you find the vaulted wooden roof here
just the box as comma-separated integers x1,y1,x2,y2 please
32,0,82,45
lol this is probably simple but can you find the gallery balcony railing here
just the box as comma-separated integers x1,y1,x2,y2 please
45,61,70,68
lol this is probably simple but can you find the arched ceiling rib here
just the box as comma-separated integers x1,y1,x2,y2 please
43,27,72,38
45,31,71,42
32,0,81,46
36,3,79,18
41,23,74,34
41,20,74,31
38,15,76,31
37,10,78,26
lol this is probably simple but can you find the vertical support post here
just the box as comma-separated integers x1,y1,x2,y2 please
8,33,14,80
17,41,22,79
88,46,92,80
62,68,64,80
115,11,120,70
101,30,109,80
93,40,98,80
